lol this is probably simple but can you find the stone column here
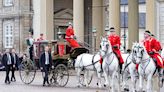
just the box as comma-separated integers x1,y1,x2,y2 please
73,0,84,42
128,0,139,49
109,0,120,35
33,0,54,40
92,0,103,50
146,0,156,34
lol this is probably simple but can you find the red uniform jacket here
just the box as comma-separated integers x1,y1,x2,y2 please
65,26,80,48
143,37,163,68
65,26,74,39
108,34,121,49
108,34,124,64
143,37,161,53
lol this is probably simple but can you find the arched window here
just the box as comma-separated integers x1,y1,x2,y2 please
3,20,14,48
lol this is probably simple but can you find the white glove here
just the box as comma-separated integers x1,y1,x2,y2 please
51,66,54,69
13,65,15,68
70,35,74,39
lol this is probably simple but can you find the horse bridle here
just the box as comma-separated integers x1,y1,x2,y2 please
133,46,150,64
100,40,110,55
134,46,144,58
99,40,114,65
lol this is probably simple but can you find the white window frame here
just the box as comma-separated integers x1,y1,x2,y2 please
3,0,13,7
3,20,14,49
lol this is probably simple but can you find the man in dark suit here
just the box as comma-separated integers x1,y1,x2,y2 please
11,48,19,82
39,46,53,86
2,49,12,84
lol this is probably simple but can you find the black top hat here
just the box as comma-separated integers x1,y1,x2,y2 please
151,34,155,37
110,27,115,32
144,30,151,35
105,28,109,31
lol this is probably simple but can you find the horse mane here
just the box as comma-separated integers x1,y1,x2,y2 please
138,43,147,52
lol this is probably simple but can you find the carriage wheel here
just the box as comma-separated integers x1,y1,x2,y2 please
51,64,69,87
49,69,56,85
19,59,36,84
79,71,93,86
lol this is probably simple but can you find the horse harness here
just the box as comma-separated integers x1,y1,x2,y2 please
78,54,100,71
104,52,114,66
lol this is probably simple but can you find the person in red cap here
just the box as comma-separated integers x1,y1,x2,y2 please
37,33,45,41
108,27,124,73
142,30,164,76
65,23,80,48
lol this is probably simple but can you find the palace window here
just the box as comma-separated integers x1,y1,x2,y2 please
3,20,14,48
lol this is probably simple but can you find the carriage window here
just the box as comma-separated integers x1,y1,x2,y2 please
3,20,14,48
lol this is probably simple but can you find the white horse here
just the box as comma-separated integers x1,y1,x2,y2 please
99,37,120,92
75,45,103,87
133,43,157,92
122,43,139,92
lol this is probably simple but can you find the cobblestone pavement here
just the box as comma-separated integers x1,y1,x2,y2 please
0,71,163,92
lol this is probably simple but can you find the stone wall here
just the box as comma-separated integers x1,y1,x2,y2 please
0,0,32,53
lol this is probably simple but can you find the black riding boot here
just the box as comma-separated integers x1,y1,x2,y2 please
100,64,103,73
119,64,122,74
158,67,163,77
158,67,164,87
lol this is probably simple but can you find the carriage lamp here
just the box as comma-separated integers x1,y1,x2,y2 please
92,28,97,53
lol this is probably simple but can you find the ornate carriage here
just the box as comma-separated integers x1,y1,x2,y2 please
19,38,90,87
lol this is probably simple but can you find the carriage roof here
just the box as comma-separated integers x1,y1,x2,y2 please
33,40,58,44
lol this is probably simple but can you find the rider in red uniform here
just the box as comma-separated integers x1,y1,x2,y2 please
108,27,124,73
143,30,164,76
151,34,162,52
65,23,80,48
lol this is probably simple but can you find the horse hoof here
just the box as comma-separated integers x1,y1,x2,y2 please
104,84,106,87
124,88,129,91
160,79,164,88
77,85,80,88
96,83,98,86
83,85,89,87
